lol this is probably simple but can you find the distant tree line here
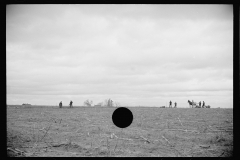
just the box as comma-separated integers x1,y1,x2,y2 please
83,98,120,107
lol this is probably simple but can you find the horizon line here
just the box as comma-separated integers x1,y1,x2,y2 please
6,104,232,109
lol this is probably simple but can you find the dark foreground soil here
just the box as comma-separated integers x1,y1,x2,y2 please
7,106,233,157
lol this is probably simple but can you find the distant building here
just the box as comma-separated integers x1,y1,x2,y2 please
22,103,31,106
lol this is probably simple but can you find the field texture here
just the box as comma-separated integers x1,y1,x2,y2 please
7,106,233,157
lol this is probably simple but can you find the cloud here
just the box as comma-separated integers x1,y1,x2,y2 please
7,5,233,108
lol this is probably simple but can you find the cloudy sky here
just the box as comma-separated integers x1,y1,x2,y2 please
7,4,233,108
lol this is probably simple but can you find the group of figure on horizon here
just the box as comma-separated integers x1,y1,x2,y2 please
169,101,177,108
58,100,209,108
188,100,210,108
168,100,210,108
59,101,73,108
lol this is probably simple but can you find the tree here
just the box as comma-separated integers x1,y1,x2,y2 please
84,99,93,107
104,99,108,107
104,98,113,107
108,99,113,107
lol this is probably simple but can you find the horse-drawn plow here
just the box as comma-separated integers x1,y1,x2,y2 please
188,100,211,108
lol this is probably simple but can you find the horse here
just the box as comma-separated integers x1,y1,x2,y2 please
188,100,197,108
188,100,200,108
187,100,192,108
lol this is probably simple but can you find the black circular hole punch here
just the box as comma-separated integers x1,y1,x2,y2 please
112,107,133,128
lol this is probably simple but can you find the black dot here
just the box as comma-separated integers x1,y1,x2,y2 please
112,107,133,128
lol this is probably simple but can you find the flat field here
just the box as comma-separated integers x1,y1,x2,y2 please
7,106,233,157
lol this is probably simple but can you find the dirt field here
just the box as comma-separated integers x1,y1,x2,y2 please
7,106,233,157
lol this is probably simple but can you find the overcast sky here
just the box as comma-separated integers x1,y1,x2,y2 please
7,4,233,108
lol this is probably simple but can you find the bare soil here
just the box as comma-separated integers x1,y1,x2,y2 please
7,106,233,157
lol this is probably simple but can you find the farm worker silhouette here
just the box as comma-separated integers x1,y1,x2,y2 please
174,102,177,108
202,101,205,108
59,101,62,108
199,101,201,108
70,100,73,108
169,101,172,108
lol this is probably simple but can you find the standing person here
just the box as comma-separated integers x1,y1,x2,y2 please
69,100,73,108
174,102,177,108
169,101,172,108
199,101,201,108
59,101,62,108
202,101,205,108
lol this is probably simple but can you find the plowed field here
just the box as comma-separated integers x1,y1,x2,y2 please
7,106,233,157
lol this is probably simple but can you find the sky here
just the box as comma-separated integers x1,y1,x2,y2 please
6,4,233,108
